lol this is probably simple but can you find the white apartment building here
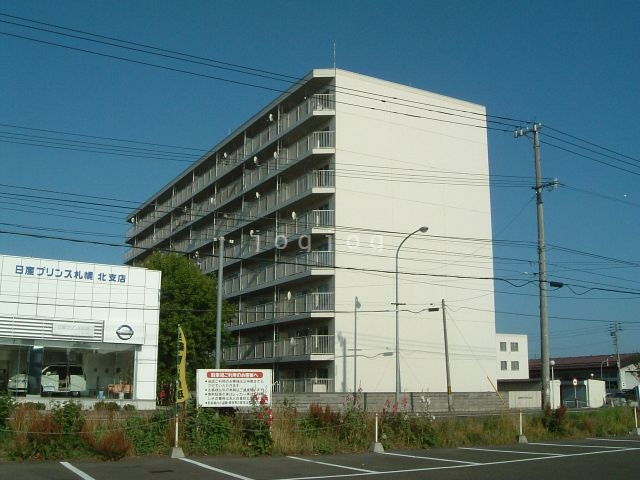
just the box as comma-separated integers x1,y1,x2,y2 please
125,68,498,395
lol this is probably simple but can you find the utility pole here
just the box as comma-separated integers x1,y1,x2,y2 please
610,322,623,390
354,296,361,396
515,123,557,411
441,299,453,412
215,236,224,369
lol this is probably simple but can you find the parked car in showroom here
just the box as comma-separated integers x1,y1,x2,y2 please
7,364,86,396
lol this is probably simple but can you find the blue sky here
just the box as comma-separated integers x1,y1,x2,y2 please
1,1,638,360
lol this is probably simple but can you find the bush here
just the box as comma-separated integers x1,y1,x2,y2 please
94,401,121,412
184,405,232,454
82,422,131,460
0,395,16,430
7,401,87,460
125,410,171,456
378,397,435,449
242,394,273,456
541,405,568,434
0,398,638,461
300,403,339,438
338,402,368,450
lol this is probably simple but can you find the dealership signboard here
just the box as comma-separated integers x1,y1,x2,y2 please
196,369,272,408
0,254,160,345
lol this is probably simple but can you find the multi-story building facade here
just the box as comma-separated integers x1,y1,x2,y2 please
125,68,498,395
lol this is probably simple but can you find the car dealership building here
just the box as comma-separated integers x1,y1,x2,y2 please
0,254,161,409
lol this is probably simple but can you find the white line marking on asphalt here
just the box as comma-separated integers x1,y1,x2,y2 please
272,445,640,480
178,457,254,479
382,451,482,464
587,437,640,443
287,456,377,473
529,442,624,449
59,462,96,480
460,447,563,456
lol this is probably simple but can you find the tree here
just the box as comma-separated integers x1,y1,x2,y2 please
143,252,234,391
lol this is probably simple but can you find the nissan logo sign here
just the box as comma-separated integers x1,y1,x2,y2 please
116,324,134,341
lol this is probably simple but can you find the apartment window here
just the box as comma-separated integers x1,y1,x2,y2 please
511,361,520,371
500,361,508,371
510,342,519,352
499,342,507,352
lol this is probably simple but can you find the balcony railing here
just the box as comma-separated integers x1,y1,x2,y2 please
224,335,334,362
274,377,334,393
228,292,335,328
223,250,334,295
209,92,335,183
126,128,335,244
125,131,336,262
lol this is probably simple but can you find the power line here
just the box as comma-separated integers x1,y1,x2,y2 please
0,24,518,133
1,227,639,297
0,122,208,152
541,138,640,176
0,12,528,128
2,13,636,184
544,124,640,166
1,181,637,286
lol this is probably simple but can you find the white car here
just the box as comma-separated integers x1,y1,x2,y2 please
8,364,86,396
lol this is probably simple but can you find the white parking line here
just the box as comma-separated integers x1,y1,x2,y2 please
287,456,377,473
272,445,640,480
60,462,96,480
529,442,624,449
587,437,640,443
382,451,482,464
179,457,254,479
460,447,563,456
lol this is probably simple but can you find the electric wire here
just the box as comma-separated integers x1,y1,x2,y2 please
1,14,635,334
1,226,638,297
0,22,521,133
1,12,636,180
0,13,529,128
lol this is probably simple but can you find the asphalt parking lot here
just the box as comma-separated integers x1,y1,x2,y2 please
2,436,639,479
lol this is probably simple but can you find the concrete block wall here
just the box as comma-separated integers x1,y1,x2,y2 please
272,391,507,414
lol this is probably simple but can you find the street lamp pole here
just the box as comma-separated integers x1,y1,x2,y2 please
395,226,429,404
600,357,611,380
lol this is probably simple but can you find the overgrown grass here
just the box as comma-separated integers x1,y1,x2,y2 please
0,394,637,461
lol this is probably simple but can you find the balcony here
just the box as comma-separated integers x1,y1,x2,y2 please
223,250,334,296
124,134,336,263
274,377,334,393
228,292,335,329
200,93,335,186
224,334,334,363
125,91,334,240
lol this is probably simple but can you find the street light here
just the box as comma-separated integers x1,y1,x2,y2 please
395,226,429,403
600,356,613,380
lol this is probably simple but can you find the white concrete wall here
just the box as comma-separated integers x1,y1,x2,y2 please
496,333,529,380
508,390,540,409
586,379,606,407
622,366,640,390
329,70,497,394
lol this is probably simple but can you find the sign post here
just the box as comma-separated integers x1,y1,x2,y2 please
196,369,272,408
573,378,578,408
